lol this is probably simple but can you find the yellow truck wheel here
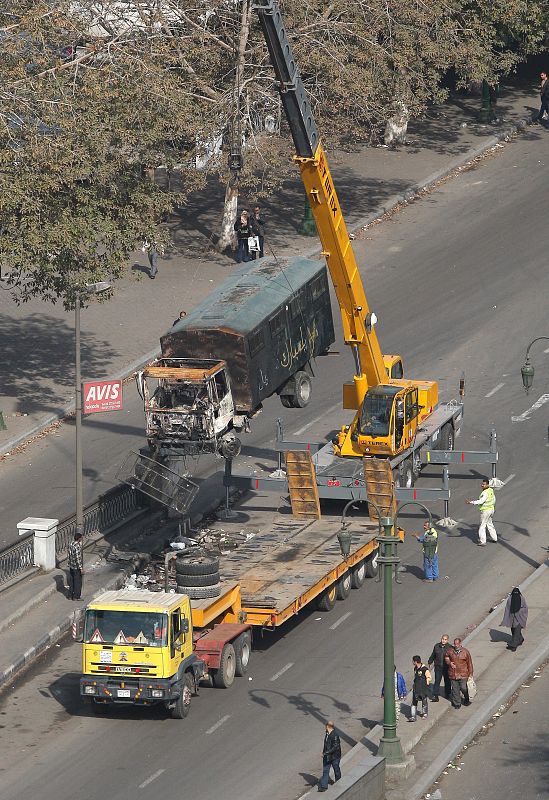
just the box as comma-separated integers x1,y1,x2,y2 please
212,643,236,689
170,673,193,719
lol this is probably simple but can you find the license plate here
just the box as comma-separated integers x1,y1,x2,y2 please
99,650,112,664
117,689,131,698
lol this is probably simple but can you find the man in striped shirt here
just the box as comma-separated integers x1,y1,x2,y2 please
67,532,84,600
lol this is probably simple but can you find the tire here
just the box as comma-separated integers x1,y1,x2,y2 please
234,632,252,677
441,423,454,451
396,458,414,488
365,551,379,579
170,672,193,719
336,572,351,600
350,560,366,589
291,371,312,408
175,571,220,587
315,584,337,612
176,583,222,599
219,435,241,460
280,395,293,408
212,643,236,688
175,556,220,576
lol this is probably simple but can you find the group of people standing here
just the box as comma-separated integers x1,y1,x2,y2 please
234,206,265,263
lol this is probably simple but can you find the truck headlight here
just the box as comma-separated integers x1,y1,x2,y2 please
84,685,97,695
151,689,164,698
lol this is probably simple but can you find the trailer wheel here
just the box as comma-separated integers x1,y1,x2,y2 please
336,572,352,600
175,571,220,587
441,423,454,451
175,556,220,576
170,672,193,719
365,552,379,579
280,395,293,408
291,371,312,408
234,632,252,677
212,643,236,688
315,584,337,612
350,561,366,589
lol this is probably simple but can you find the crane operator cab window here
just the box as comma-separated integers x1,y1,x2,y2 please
359,386,400,438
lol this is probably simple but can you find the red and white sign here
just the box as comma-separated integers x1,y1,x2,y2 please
83,380,123,414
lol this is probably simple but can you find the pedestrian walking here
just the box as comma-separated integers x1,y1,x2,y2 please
537,71,549,125
381,665,408,721
233,210,253,263
428,633,450,701
445,638,473,709
466,477,497,545
317,721,341,792
501,587,528,652
142,240,164,279
172,310,187,327
413,521,439,581
250,205,266,258
67,532,84,600
409,656,431,722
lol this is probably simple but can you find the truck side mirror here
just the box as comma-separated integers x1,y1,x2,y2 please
181,618,189,634
72,617,84,643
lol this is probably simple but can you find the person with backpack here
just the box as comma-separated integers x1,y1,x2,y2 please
414,521,439,582
381,665,408,721
410,656,431,721
466,477,497,546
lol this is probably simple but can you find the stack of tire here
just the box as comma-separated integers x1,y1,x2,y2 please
175,555,221,599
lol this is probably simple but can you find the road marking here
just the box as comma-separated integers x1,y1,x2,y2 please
330,612,352,630
206,714,230,735
502,473,516,485
485,382,504,398
294,402,341,436
139,769,165,789
511,394,549,423
544,347,549,354
270,662,294,682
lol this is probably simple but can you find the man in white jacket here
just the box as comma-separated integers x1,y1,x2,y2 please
466,478,497,546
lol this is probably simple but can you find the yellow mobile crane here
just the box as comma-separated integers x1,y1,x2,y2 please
255,0,440,464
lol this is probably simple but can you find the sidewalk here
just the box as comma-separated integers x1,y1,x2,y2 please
0,71,543,456
299,556,549,799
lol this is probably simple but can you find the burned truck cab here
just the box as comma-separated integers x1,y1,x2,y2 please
137,358,242,458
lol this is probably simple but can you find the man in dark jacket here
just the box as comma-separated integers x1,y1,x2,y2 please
445,638,474,709
318,721,341,792
250,205,266,259
537,72,549,125
428,633,450,701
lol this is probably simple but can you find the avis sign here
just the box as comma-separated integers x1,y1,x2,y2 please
83,380,123,414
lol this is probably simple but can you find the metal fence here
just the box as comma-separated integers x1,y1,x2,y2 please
0,484,146,587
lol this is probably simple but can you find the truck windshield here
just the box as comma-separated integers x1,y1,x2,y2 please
359,388,398,437
84,610,168,647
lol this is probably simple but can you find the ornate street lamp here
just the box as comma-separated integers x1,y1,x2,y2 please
520,337,549,394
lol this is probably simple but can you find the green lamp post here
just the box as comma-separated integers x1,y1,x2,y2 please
520,337,549,394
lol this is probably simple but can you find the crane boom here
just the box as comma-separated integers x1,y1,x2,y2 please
255,0,388,399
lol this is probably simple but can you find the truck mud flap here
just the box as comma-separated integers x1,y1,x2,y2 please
117,450,199,514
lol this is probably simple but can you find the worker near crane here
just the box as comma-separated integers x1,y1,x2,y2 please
413,521,439,582
466,478,497,546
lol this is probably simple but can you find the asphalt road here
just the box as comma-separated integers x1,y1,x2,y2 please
2,127,549,800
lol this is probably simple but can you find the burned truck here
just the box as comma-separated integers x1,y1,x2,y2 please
137,256,335,457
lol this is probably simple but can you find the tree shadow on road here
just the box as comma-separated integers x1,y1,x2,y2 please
0,313,117,418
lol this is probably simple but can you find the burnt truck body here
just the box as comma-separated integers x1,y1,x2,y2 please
139,257,335,456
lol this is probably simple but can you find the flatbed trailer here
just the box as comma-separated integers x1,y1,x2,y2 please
189,515,385,630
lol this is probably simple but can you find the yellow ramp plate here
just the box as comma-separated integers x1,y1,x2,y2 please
285,451,321,520
363,457,395,521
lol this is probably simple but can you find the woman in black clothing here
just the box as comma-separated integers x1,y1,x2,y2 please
234,210,253,263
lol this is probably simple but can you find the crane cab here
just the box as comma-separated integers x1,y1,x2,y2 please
336,379,438,458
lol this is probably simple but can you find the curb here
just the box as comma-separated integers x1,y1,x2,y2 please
301,556,548,799
0,347,160,458
0,111,536,461
0,553,144,694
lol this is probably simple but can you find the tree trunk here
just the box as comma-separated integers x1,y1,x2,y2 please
218,180,239,253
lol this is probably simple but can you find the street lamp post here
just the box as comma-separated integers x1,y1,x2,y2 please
75,282,111,535
338,500,404,764
520,337,549,394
